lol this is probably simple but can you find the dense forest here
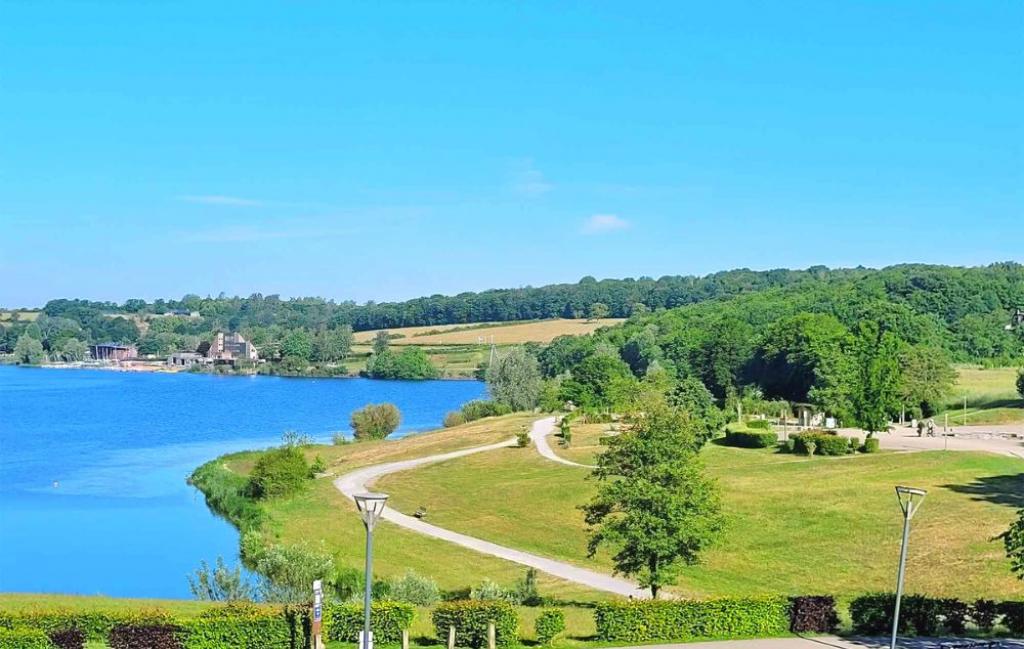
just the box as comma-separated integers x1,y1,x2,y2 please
2,263,1022,372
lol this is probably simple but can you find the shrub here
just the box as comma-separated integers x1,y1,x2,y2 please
723,430,777,448
309,455,327,476
0,628,55,649
851,594,981,636
444,411,467,428
746,419,772,430
513,569,542,607
1000,601,1024,635
788,596,838,633
178,605,309,649
108,624,182,649
351,403,402,440
862,437,881,453
432,601,519,648
516,431,530,448
972,599,999,632
470,580,513,602
847,437,861,454
534,610,565,645
460,400,512,422
47,628,84,649
0,611,172,643
322,601,415,644
246,446,310,499
791,432,848,456
938,598,970,635
388,570,441,606
593,598,789,642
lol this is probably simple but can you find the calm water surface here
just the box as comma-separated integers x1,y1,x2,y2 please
0,365,484,597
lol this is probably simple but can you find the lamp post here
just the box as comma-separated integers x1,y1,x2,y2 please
891,486,926,649
354,492,389,649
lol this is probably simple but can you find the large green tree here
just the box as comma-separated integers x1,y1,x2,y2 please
897,345,956,417
486,346,542,411
1002,509,1024,580
582,403,723,598
559,354,637,411
13,334,46,365
849,321,902,436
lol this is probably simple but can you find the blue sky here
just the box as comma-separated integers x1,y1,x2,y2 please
2,1,1021,308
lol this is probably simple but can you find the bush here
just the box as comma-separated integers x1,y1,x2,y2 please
351,403,402,440
746,419,773,430
938,598,970,635
723,430,777,448
46,629,84,649
851,594,986,636
513,569,542,607
432,600,519,648
388,570,441,606
0,628,55,649
246,446,310,499
593,598,789,642
847,437,861,454
1000,601,1024,635
972,599,999,632
792,432,848,456
460,400,512,422
179,605,308,649
108,624,182,649
788,596,838,633
323,601,415,644
516,431,530,448
443,411,467,428
862,437,881,453
0,611,173,643
534,610,565,645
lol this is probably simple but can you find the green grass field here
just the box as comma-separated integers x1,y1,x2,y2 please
378,425,1024,601
938,365,1024,425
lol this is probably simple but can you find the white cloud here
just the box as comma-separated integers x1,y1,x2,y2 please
582,214,630,234
510,160,553,197
177,195,264,207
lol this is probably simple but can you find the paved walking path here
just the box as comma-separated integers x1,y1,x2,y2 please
332,427,648,599
529,416,597,468
831,425,1024,459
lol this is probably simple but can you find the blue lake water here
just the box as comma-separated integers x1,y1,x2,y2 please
0,365,485,598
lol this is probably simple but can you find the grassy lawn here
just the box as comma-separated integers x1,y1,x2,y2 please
225,414,607,603
937,365,1024,425
379,435,1024,601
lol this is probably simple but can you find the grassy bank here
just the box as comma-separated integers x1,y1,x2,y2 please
937,365,1024,425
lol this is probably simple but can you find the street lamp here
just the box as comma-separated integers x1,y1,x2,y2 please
890,486,926,649
354,492,389,649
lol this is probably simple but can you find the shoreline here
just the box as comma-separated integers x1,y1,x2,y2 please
19,361,481,381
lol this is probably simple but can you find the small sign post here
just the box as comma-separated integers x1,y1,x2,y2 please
312,579,324,649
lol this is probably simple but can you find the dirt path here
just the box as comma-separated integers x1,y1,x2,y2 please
332,425,648,599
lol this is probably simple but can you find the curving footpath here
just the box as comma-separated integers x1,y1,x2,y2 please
333,420,648,599
529,416,597,469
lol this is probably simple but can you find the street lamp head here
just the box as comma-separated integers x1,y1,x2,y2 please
895,486,927,498
895,485,927,517
354,492,389,530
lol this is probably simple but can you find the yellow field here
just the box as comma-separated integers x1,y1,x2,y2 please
0,310,40,321
353,318,624,346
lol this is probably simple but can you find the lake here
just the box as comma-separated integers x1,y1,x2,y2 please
0,365,485,598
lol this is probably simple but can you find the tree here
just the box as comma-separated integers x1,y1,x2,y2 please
897,345,956,417
582,403,723,598
588,302,610,322
246,445,310,499
668,376,725,446
373,330,391,355
486,347,542,411
57,338,88,362
311,326,353,363
365,347,439,379
351,403,402,440
559,354,636,411
13,334,45,364
1002,509,1024,580
189,557,255,602
280,330,313,362
1017,369,1024,399
849,321,902,437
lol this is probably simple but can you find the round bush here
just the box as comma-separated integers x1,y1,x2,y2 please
534,610,565,645
862,438,881,453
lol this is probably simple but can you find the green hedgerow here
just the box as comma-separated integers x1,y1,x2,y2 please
534,610,565,645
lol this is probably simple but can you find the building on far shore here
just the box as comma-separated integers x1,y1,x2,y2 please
167,331,259,368
167,351,208,368
90,342,138,362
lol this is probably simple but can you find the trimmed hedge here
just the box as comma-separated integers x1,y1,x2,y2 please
1001,601,1024,635
432,600,519,648
179,605,309,649
792,432,850,456
723,430,777,448
862,437,881,453
788,596,838,633
0,628,55,649
323,601,415,644
593,598,790,643
46,629,84,649
0,610,173,642
534,610,565,645
851,593,1019,636
746,419,773,431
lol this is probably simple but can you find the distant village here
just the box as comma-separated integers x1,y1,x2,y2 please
87,331,261,371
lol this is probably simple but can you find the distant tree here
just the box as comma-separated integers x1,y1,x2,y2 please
588,302,610,322
1017,369,1024,399
123,298,148,313
1002,509,1024,580
188,557,255,602
668,376,725,446
373,330,391,355
559,354,636,411
750,313,850,402
253,542,335,604
582,403,723,598
486,347,543,411
13,334,45,364
897,345,957,418
281,330,313,362
366,347,438,379
850,321,902,437
57,338,88,362
351,403,402,440
311,326,353,363
103,317,140,343
537,335,596,378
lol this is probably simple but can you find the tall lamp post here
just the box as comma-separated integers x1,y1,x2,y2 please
890,486,926,649
355,492,389,649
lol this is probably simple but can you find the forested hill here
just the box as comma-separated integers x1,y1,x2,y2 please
12,262,1024,364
